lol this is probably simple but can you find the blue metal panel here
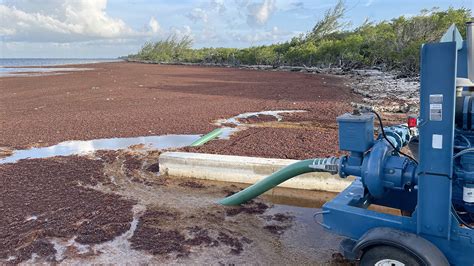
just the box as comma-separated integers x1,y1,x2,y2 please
323,181,415,240
337,113,374,153
418,42,457,238
440,24,463,50
458,41,468,78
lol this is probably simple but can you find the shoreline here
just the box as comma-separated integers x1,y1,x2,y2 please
0,58,122,67
0,59,123,77
3,59,420,114
3,60,123,69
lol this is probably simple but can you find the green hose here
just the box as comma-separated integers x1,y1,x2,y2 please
219,159,327,206
190,128,224,146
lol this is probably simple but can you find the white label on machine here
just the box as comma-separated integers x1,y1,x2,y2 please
429,94,443,121
432,134,443,149
463,186,474,203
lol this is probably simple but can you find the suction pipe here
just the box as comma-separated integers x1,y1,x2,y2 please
219,157,339,206
190,128,224,146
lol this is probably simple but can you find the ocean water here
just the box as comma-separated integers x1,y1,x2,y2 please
0,58,122,77
0,58,121,67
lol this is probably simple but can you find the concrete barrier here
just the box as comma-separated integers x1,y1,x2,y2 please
159,152,353,192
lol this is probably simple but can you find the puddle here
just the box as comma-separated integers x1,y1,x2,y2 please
215,110,306,139
50,237,91,262
0,134,200,164
1,110,306,164
218,127,241,139
215,110,306,127
0,67,94,77
266,204,344,260
263,189,336,208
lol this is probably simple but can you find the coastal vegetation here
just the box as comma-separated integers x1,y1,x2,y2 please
129,2,471,76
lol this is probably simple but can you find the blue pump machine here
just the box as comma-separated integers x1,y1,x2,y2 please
321,23,474,265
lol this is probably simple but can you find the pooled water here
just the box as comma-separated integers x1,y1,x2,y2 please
0,67,94,77
215,110,306,126
0,134,200,164
1,110,307,164
215,110,307,139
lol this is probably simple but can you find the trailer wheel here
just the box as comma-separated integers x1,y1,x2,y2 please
360,245,422,266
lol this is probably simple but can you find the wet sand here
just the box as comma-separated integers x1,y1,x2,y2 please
0,62,356,159
0,151,349,264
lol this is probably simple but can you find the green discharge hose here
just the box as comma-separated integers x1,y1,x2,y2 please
190,128,224,146
219,158,337,206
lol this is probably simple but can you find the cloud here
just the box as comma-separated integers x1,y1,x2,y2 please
210,0,226,14
291,1,304,9
148,17,160,34
186,8,208,23
0,0,155,42
365,0,375,7
232,26,295,44
246,0,277,27
234,0,251,8
170,25,194,40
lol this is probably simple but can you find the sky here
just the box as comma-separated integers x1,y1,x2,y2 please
1,0,473,58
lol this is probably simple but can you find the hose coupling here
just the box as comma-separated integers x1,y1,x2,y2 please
308,157,339,174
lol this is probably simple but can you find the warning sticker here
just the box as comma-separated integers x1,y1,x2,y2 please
464,186,474,203
429,94,443,121
432,134,443,149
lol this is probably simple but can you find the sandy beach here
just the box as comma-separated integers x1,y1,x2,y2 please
0,62,356,158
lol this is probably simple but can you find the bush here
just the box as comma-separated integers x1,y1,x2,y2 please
130,5,471,76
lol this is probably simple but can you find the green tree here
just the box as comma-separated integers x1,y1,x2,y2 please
308,0,349,41
130,6,472,76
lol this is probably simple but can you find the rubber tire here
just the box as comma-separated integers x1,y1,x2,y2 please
360,245,423,266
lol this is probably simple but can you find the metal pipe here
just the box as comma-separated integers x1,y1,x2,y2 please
468,21,474,81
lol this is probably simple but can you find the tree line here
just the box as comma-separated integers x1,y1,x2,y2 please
128,2,471,76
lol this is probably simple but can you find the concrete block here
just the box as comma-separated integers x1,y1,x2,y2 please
159,152,353,192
